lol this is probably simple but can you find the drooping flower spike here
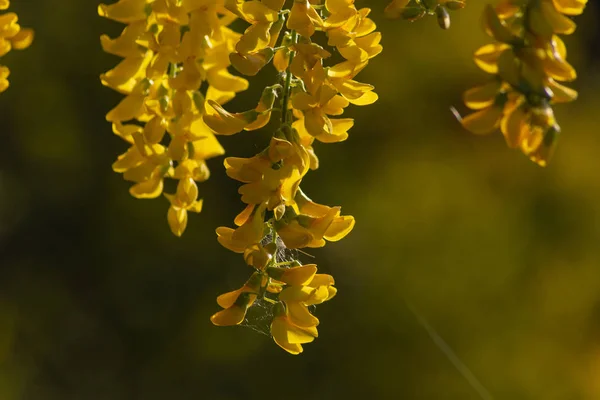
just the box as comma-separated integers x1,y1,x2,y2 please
457,0,587,166
385,0,466,29
0,0,34,92
99,0,248,236
207,0,378,354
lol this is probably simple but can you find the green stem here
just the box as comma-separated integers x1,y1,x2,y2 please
281,30,298,126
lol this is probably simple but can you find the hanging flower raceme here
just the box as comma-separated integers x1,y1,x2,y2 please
385,0,466,29
457,1,587,166
99,0,248,236
208,0,376,354
0,0,34,92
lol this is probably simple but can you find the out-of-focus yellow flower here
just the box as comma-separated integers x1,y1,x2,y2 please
458,1,586,166
385,0,466,30
100,0,248,235
164,174,204,237
0,1,33,92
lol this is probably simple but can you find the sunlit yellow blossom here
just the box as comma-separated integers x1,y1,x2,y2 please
0,1,33,92
226,0,282,76
216,203,267,253
209,0,380,354
223,137,310,209
100,0,248,235
270,271,336,354
288,0,323,38
275,203,355,249
457,1,586,166
211,272,264,326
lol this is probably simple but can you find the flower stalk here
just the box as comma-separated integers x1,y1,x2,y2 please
207,0,381,354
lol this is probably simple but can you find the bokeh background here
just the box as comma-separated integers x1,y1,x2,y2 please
1,1,600,399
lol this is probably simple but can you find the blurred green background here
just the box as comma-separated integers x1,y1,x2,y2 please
1,1,600,399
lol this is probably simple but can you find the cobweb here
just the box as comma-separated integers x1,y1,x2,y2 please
240,234,311,336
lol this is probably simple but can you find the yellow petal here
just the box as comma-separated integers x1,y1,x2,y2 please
207,68,249,93
552,0,587,15
287,302,319,328
461,106,504,135
216,227,246,253
483,5,518,43
463,80,502,110
279,286,315,303
216,289,243,309
210,305,246,326
324,215,355,241
229,48,274,76
278,264,318,286
203,100,259,135
236,21,271,54
474,43,510,74
129,177,164,199
271,317,304,354
106,94,146,122
9,28,33,50
167,206,188,237
98,0,148,23
548,79,578,103
287,0,323,38
501,103,528,148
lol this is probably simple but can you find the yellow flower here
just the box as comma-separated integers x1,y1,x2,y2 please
270,271,336,354
100,0,248,235
216,203,267,253
291,64,355,141
211,272,264,326
459,0,586,166
243,242,274,270
111,135,171,199
203,100,260,135
229,47,275,76
226,0,283,76
267,264,318,286
287,0,323,38
271,302,318,355
280,273,337,305
552,0,587,15
164,175,204,237
275,203,355,249
0,1,34,92
208,0,380,354
224,137,310,209
288,41,332,79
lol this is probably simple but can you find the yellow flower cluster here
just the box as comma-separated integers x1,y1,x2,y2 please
385,0,466,29
207,0,381,354
459,0,587,166
0,0,34,92
99,0,248,236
